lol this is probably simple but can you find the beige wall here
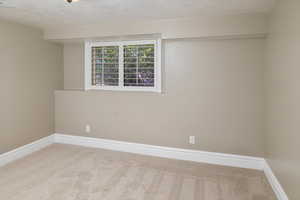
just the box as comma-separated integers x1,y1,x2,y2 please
266,0,300,199
45,14,268,40
0,19,63,154
64,44,84,90
57,38,265,156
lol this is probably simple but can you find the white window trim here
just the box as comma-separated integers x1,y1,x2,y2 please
84,40,162,93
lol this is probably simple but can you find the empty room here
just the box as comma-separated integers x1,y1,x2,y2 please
0,0,298,199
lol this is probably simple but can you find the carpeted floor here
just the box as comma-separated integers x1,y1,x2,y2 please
0,144,276,200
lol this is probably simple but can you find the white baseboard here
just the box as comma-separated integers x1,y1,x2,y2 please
0,135,54,167
0,133,288,200
53,133,265,170
263,161,289,200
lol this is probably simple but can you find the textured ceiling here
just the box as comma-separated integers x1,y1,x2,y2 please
0,0,275,31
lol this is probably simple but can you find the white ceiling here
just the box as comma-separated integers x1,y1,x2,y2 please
0,0,275,31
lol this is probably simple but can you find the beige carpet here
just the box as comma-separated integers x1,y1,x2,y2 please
0,144,276,200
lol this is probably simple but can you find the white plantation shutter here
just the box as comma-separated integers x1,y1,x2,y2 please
87,40,161,92
123,44,155,87
91,46,119,86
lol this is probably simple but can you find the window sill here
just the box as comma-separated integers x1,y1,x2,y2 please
85,86,162,93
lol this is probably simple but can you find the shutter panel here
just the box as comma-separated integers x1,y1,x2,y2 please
123,44,155,87
91,46,119,86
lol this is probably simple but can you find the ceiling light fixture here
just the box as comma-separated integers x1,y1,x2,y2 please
0,0,16,8
65,0,79,3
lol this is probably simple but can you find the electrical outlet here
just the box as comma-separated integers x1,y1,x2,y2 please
85,124,91,133
189,136,195,144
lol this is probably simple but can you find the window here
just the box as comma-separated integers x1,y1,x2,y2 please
85,40,161,92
